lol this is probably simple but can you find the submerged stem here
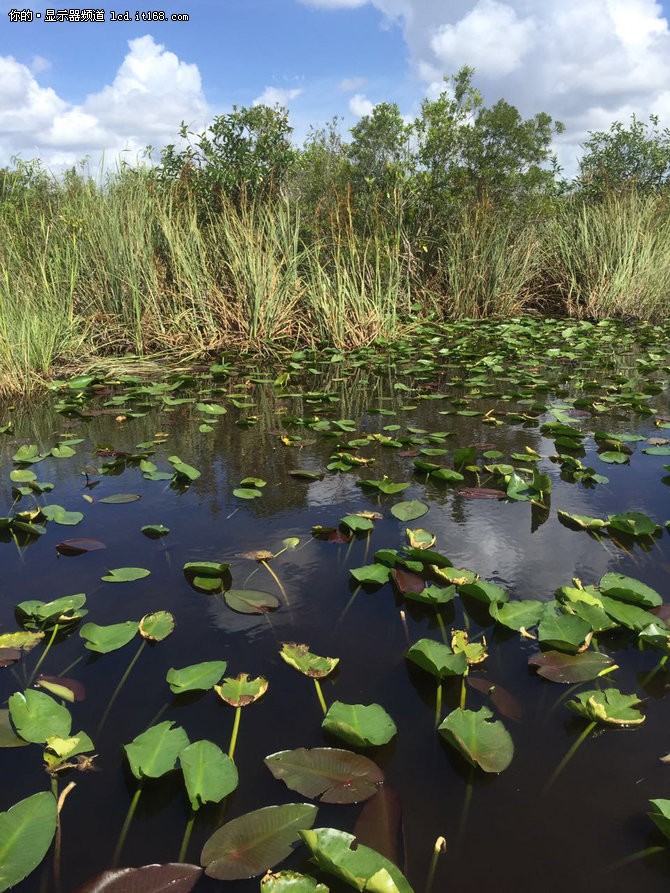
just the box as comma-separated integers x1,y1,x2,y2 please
606,846,666,871
98,639,146,735
57,654,84,679
314,678,328,716
436,611,447,645
424,836,446,893
544,720,597,792
29,623,59,686
178,812,195,863
112,781,143,868
641,654,669,688
228,706,241,761
435,682,442,729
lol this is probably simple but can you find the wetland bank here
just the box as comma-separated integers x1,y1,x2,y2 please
3,317,670,892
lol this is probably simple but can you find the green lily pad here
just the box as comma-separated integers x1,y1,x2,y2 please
80,621,139,653
99,494,142,504
139,611,175,642
280,643,339,678
0,792,58,891
167,661,228,694
566,688,645,725
438,706,513,772
124,720,190,779
322,702,396,747
390,500,429,522
261,871,329,892
224,590,281,614
101,567,150,583
8,690,72,744
215,674,268,707
180,740,239,810
406,639,467,678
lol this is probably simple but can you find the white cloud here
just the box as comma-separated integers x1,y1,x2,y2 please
298,0,368,7
30,55,51,73
339,76,367,91
431,1,535,77
0,35,209,167
253,86,303,106
310,0,670,174
349,93,375,117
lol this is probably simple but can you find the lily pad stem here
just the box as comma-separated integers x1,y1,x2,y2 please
57,655,84,678
544,720,597,792
435,682,442,728
98,639,146,735
112,780,143,868
641,654,669,688
314,679,327,716
261,560,290,607
29,624,59,685
228,706,241,761
178,812,195,863
424,836,446,893
605,846,666,871
435,611,447,645
459,672,468,709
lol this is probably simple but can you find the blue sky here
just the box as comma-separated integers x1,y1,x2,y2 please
2,0,670,173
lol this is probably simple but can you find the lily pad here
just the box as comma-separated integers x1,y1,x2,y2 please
261,872,329,892
200,803,318,880
80,621,139,653
566,688,645,725
215,674,268,707
322,702,396,747
8,689,72,743
406,639,467,678
181,740,239,810
167,661,228,694
390,500,428,522
0,792,58,892
101,567,150,583
225,590,281,615
73,864,203,893
264,748,383,803
139,611,175,642
528,650,617,683
124,721,190,779
438,706,513,773
280,644,339,678
99,494,142,504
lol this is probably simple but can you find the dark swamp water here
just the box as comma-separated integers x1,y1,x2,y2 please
3,318,670,893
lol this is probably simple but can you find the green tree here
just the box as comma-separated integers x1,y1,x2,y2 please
576,114,670,198
156,104,296,206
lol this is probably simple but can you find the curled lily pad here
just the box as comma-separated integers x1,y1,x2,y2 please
606,512,660,537
299,828,413,893
557,511,606,531
101,567,150,583
438,706,514,773
451,630,488,664
566,689,645,725
261,871,329,892
405,528,435,550
215,674,268,707
167,661,228,694
139,611,175,642
264,748,383,803
322,702,396,747
280,644,339,678
200,803,318,880
406,639,467,678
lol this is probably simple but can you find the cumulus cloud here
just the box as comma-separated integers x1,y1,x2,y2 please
0,35,209,167
253,86,303,106
431,1,535,77
302,0,670,172
349,93,375,116
339,76,367,91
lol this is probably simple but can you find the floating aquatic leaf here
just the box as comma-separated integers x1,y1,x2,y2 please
139,611,175,642
181,740,239,810
438,706,513,773
538,609,591,653
350,564,391,586
215,674,268,707
234,488,263,499
648,800,670,842
566,688,644,725
101,567,150,583
557,511,606,530
73,864,203,893
0,792,57,892
390,500,428,521
80,621,139,653
56,538,106,555
322,702,396,747
406,639,467,678
167,661,228,694
201,803,318,880
280,643,339,678
288,470,324,481
169,456,201,481
340,515,374,533
265,748,383,803
0,710,30,748
606,512,660,537
225,589,281,614
99,494,142,504
183,561,229,576
8,689,72,743
299,828,413,893
261,871,329,892
35,675,86,703
141,525,170,537
0,631,44,653
124,720,190,779
40,504,84,526
598,451,629,465
599,572,662,607
491,600,544,631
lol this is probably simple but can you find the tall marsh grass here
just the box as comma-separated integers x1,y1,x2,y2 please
0,169,669,396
